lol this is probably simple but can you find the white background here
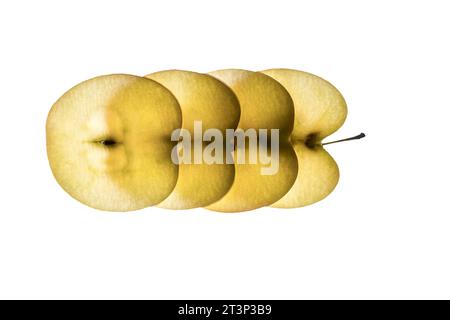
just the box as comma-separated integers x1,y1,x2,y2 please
0,0,449,299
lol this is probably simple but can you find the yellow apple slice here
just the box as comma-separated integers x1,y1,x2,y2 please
206,69,297,212
46,74,182,211
145,70,240,209
261,69,348,208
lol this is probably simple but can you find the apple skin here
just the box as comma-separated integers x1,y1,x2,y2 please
46,74,182,212
261,69,348,208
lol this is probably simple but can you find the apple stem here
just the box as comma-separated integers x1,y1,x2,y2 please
322,132,366,146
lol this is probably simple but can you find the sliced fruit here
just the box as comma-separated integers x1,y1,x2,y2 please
145,70,240,209
206,69,297,212
261,69,347,208
47,74,182,211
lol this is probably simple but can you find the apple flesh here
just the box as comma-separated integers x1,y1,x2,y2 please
145,70,240,209
46,75,182,211
261,69,348,208
206,69,298,212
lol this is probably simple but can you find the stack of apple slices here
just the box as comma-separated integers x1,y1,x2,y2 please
47,69,361,212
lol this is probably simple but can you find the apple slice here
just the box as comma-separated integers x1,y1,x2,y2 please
261,69,348,208
145,70,240,209
206,69,298,212
46,75,182,211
